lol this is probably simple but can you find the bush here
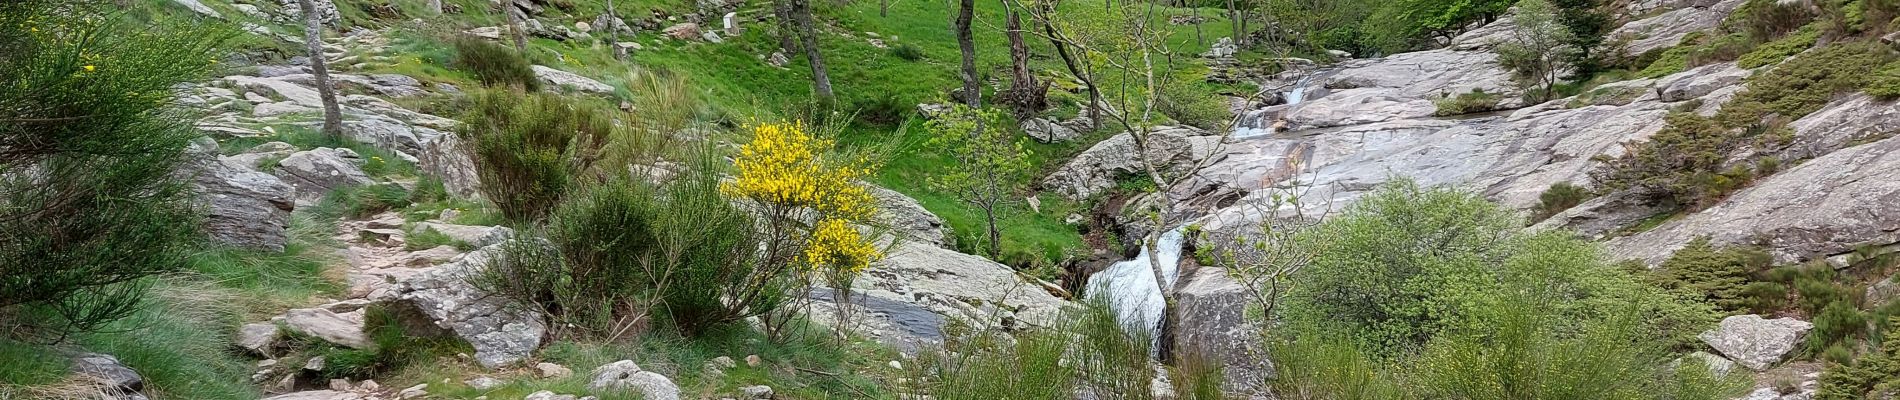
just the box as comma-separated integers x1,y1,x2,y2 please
1433,89,1503,116
1736,0,1817,41
0,1,228,337
456,90,616,223
319,183,412,219
1532,181,1593,221
1639,46,1693,78
452,36,540,90
1810,301,1868,356
904,301,1155,400
1815,317,1900,400
1737,24,1822,68
890,43,926,61
1650,237,1770,313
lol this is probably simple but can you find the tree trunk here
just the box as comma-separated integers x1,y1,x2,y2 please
1042,15,1100,129
606,0,623,60
791,0,834,99
428,0,442,15
503,1,528,53
1227,0,1242,46
1003,3,1043,118
880,0,888,17
774,0,802,53
955,0,979,107
298,0,343,138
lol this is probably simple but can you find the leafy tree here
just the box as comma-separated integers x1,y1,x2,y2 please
1365,0,1513,52
1496,0,1578,103
0,0,227,338
924,105,1035,260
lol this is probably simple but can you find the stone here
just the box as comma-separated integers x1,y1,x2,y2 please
399,384,428,399
531,65,615,94
1684,351,1736,377
418,132,482,198
1740,388,1781,400
589,360,682,400
235,4,266,19
341,116,424,157
253,101,318,117
537,362,573,378
1202,37,1236,59
1022,117,1081,143
869,185,951,248
238,322,284,356
467,26,504,40
524,391,579,400
808,240,1071,354
1699,315,1813,371
398,243,547,369
412,222,513,248
664,23,701,40
1044,126,1222,200
171,0,221,18
1609,0,1746,55
1656,62,1751,102
1869,275,1900,305
279,0,342,27
72,353,143,393
283,307,371,349
740,385,774,399
274,147,374,201
303,356,327,371
263,391,368,400
1169,268,1271,397
767,51,790,67
183,138,296,252
702,31,725,43
745,354,762,367
465,377,504,390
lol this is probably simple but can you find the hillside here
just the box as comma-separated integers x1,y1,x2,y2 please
11,0,1900,399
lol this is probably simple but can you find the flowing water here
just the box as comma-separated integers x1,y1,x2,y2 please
1230,75,1317,140
1085,227,1188,351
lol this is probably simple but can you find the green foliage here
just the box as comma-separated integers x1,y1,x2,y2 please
890,42,926,61
1640,46,1694,78
1816,317,1900,400
1867,61,1900,98
905,302,1156,400
1284,179,1713,355
1592,111,1781,209
451,36,540,90
0,0,228,338
1410,306,1748,400
308,305,472,380
923,105,1035,259
1496,0,1580,102
1736,0,1818,41
1738,24,1822,68
456,90,615,223
320,183,413,219
1649,237,1771,313
1433,89,1503,116
1532,182,1593,221
1811,301,1870,356
1268,331,1406,400
404,226,470,251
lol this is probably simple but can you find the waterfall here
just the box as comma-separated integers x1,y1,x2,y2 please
1231,75,1317,140
1284,75,1313,106
1085,227,1189,351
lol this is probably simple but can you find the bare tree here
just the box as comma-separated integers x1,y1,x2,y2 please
501,1,529,53
606,0,624,60
296,0,342,138
954,0,980,107
1035,0,1102,129
773,0,802,52
790,0,834,100
1000,0,1048,118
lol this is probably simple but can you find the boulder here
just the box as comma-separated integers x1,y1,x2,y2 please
1609,0,1746,55
1656,62,1751,102
589,360,682,400
185,138,296,252
868,186,951,248
237,322,284,356
1044,126,1222,200
398,243,547,369
1023,117,1082,143
741,385,774,399
664,22,701,40
1868,275,1900,305
278,0,342,27
1170,267,1272,397
171,0,221,18
282,307,371,349
417,132,482,198
531,65,615,94
274,147,374,201
808,240,1072,354
524,391,580,400
71,353,144,396
1698,315,1812,371
1683,351,1737,377
263,391,369,400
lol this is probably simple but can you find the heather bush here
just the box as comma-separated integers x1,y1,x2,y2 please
451,36,539,90
456,90,616,223
1532,181,1592,221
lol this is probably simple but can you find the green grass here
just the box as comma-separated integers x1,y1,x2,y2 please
405,226,472,251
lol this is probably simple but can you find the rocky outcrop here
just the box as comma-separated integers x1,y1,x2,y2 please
1699,314,1812,371
397,242,546,369
589,360,681,400
72,353,148,400
275,147,374,201
869,185,951,248
809,240,1071,353
417,133,482,198
1024,117,1083,143
531,65,615,94
185,138,296,252
1609,0,1747,56
1657,62,1751,102
1170,267,1271,397
410,222,513,248
1045,126,1223,200
282,307,371,349
1279,49,1518,131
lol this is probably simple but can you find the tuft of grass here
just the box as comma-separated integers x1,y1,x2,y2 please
1433,89,1504,116
404,226,471,251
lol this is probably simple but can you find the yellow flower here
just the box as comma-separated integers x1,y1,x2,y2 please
82,65,95,72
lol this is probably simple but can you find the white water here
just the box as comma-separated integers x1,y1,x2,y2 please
1231,75,1316,140
1085,227,1188,350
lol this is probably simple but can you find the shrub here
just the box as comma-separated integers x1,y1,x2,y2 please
305,305,470,379
1640,46,1693,78
1736,0,1817,41
1433,89,1503,116
1532,181,1593,221
1810,300,1870,355
1815,318,1900,400
890,43,926,61
1412,305,1749,400
456,90,616,223
0,1,228,337
320,183,412,219
904,301,1153,400
1721,42,1894,128
1741,281,1792,314
452,36,539,90
1650,237,1770,313
1737,24,1822,68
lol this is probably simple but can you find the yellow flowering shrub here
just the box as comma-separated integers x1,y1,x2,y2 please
724,121,882,272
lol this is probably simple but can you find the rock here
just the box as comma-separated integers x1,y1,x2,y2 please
1699,315,1812,371
399,384,428,399
1202,37,1236,59
264,391,368,400
304,355,327,371
524,391,579,400
412,222,513,248
588,360,682,400
171,0,221,18
418,132,482,198
225,141,299,168
184,138,296,251
1044,126,1222,199
664,23,701,40
1169,268,1271,397
465,377,504,390
740,385,774,399
397,243,547,369
467,26,503,40
1022,117,1082,143
1740,388,1781,400
252,101,318,117
1657,62,1751,102
767,51,789,67
274,147,374,201
808,240,1071,354
745,354,762,367
537,362,573,378
234,4,266,19
702,30,725,43
723,12,741,35
869,186,951,248
1869,275,1900,305
282,307,371,349
278,0,342,27
1532,189,1676,239
574,21,592,32
531,65,615,94
341,116,425,157
72,353,143,394
238,322,284,356
1609,0,1746,55
1685,351,1737,377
